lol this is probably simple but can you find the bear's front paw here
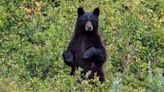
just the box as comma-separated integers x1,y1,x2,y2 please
63,50,73,63
83,47,99,59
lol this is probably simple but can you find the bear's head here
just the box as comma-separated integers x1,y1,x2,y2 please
75,7,100,34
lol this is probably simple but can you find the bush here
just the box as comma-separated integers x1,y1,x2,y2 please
0,0,164,91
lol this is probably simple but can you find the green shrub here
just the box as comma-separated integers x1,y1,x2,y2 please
0,0,163,91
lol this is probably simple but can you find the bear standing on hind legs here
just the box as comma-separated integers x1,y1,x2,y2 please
63,7,106,82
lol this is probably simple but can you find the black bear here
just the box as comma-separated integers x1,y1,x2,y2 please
63,7,106,82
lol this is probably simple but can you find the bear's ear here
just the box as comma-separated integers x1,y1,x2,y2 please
93,8,100,17
77,7,84,16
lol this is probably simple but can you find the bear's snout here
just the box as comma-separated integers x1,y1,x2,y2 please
85,21,93,31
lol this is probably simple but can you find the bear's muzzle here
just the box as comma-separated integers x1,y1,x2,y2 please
85,21,93,31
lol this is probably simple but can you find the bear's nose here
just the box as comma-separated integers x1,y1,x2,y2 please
85,21,93,31
87,27,92,30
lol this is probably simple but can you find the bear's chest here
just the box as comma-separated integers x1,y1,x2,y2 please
77,36,93,51
71,35,102,58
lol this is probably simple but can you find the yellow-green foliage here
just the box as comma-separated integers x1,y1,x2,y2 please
0,0,164,92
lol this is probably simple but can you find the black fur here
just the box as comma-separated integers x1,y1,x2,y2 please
63,7,106,82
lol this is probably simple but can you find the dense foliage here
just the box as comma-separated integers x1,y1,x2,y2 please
0,0,164,92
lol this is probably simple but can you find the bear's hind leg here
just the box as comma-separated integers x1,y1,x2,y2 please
80,69,88,79
70,65,76,75
96,65,105,82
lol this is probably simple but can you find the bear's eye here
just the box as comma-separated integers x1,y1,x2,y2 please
91,19,97,23
78,18,85,22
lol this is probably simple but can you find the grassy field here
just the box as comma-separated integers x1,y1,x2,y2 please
0,0,164,92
